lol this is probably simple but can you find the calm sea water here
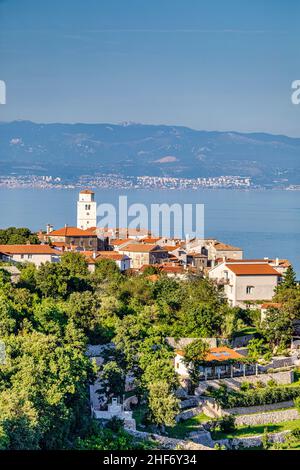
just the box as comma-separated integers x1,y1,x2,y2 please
0,188,299,277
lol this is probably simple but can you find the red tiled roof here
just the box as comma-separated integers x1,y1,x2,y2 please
110,238,132,246
161,266,185,274
177,346,244,362
226,263,281,276
48,227,97,237
214,242,242,251
0,244,61,255
80,189,94,194
261,302,282,310
142,237,161,244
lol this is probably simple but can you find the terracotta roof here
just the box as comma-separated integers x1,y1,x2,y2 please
0,244,61,255
142,237,161,244
80,189,94,194
48,227,97,237
163,245,181,252
120,244,162,253
80,251,128,262
110,238,132,246
213,242,242,251
225,263,281,276
261,302,282,310
205,347,244,362
161,266,185,274
177,346,244,362
97,251,128,261
225,259,291,267
146,274,160,282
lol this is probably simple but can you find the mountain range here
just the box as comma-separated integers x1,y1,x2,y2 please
0,120,300,185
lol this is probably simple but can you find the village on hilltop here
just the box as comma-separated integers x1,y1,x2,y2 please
1,189,300,450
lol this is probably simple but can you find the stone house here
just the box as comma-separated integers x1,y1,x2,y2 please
118,244,168,269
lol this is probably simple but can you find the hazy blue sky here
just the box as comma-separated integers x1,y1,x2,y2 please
0,0,300,135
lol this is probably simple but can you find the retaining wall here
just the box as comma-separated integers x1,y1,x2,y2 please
234,408,299,427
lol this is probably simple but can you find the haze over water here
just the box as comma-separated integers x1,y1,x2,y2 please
0,188,299,277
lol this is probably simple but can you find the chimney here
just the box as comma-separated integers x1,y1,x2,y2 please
93,251,97,259
275,257,279,266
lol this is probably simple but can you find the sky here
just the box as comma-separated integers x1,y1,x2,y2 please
0,0,300,136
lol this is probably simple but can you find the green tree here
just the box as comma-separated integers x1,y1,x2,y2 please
261,307,293,350
98,361,126,400
147,381,179,428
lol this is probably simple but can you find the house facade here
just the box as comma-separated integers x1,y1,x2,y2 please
0,244,61,267
208,260,282,307
118,244,168,269
46,226,101,251
175,346,254,380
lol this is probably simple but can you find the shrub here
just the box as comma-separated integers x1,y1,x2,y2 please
212,385,300,409
219,415,236,433
255,380,266,389
291,428,300,439
240,381,251,392
267,379,277,388
106,416,124,432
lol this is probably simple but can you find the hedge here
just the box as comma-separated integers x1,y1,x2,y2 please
212,385,300,408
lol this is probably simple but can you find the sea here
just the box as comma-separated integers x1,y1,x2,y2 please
0,188,299,277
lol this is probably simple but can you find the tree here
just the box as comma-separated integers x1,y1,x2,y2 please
277,265,297,291
147,381,179,428
93,258,120,282
18,263,37,292
60,252,89,277
0,227,40,245
182,339,210,364
247,338,269,360
261,307,293,350
98,361,126,401
182,339,210,386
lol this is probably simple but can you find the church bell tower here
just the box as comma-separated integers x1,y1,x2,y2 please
77,190,97,230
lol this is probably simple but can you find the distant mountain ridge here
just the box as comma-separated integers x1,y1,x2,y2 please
0,120,300,185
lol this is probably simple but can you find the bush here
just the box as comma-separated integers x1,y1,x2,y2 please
240,381,251,392
267,379,277,388
291,428,300,439
255,380,266,389
218,415,236,433
211,385,300,409
106,417,124,432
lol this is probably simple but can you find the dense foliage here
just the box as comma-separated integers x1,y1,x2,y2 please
209,384,300,409
0,244,299,448
0,227,40,245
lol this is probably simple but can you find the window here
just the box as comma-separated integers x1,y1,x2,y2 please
246,286,254,294
85,204,91,211
28,254,32,259
176,362,179,369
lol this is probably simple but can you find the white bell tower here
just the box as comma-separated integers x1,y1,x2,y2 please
77,190,97,230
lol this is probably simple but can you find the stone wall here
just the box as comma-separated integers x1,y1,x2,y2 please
195,370,293,394
226,400,294,416
179,397,201,410
201,398,224,418
126,429,212,450
234,408,299,427
176,406,203,422
231,335,254,348
215,430,291,449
